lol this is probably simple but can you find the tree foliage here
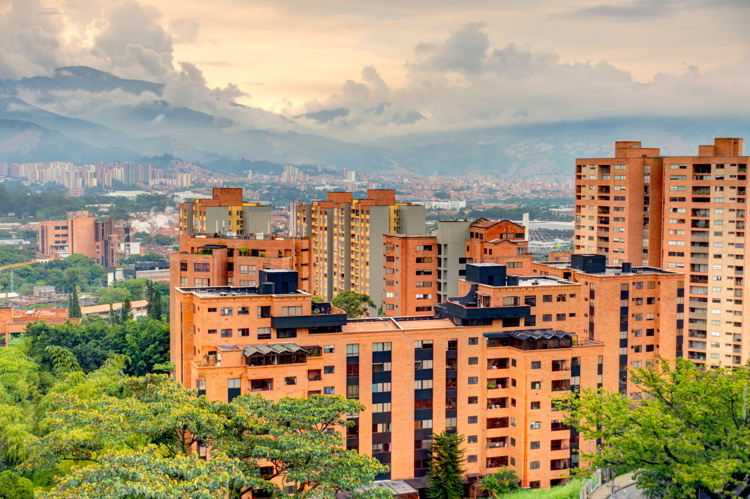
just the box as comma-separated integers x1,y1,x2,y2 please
67,284,81,319
0,254,105,295
560,357,750,499
427,432,465,499
332,291,375,318
481,469,520,497
25,317,169,376
0,470,34,499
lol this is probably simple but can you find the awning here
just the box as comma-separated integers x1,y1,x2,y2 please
243,343,305,356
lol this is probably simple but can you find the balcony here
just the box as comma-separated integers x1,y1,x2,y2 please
551,440,569,451
488,378,508,390
487,397,508,409
271,303,348,331
487,417,509,429
551,420,569,432
487,437,509,448
550,459,571,471
551,380,571,392
488,358,510,370
487,456,509,468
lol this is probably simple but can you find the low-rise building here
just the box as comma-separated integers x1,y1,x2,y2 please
0,308,76,347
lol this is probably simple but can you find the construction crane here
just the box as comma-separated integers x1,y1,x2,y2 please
0,260,46,296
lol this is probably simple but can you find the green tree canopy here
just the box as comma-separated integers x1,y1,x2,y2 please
96,287,130,305
561,357,750,499
427,432,465,499
480,469,520,498
332,291,375,318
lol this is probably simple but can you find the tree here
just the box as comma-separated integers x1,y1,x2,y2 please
108,303,119,325
146,280,163,320
332,291,375,318
480,469,520,497
0,470,34,499
96,287,129,305
67,284,81,319
427,432,465,499
120,297,132,322
63,268,83,293
561,357,750,499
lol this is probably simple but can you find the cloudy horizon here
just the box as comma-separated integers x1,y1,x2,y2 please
1,0,749,141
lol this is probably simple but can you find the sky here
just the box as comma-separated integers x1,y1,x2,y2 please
1,0,749,140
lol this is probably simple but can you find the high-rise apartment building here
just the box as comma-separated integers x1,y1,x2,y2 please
575,141,664,267
295,190,426,304
171,264,603,489
382,234,437,316
531,254,683,396
38,210,131,266
179,188,271,236
575,138,748,368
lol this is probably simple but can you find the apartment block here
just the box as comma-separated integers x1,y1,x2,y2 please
464,219,531,273
660,138,748,367
531,254,683,396
171,264,603,489
433,220,474,305
575,141,664,267
295,190,426,305
180,188,271,236
382,234,437,316
38,210,131,266
169,234,313,322
575,138,748,368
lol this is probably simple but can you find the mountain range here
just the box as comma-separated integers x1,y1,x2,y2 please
0,66,748,179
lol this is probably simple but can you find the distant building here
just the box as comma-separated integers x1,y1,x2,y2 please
179,188,271,236
0,308,76,347
38,210,132,266
295,189,426,303
81,299,148,319
413,200,467,210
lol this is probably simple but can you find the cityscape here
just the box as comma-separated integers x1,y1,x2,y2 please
0,1,748,499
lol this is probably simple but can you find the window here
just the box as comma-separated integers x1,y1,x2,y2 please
530,421,541,429
277,329,297,339
531,401,540,410
468,377,478,385
257,306,271,318
543,295,553,302
468,435,478,444
530,461,540,470
220,329,232,338
194,263,209,272
530,441,541,450
282,306,303,316
373,342,392,352
285,377,297,385
468,396,478,404
468,357,478,365
372,402,391,412
257,327,271,340
238,306,249,315
323,386,335,395
531,381,541,390
531,361,541,369
468,416,478,424
468,337,478,345
373,383,392,392
467,455,477,463
373,422,392,433
324,345,335,354
220,307,232,316
415,359,432,369
180,277,188,286
324,366,335,374
207,329,217,335
347,344,360,356
416,257,432,263
194,278,209,286
180,262,188,272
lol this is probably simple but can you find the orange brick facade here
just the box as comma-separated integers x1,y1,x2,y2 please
575,138,748,368
383,235,437,316
171,265,604,489
38,211,130,266
0,307,76,347
465,219,532,275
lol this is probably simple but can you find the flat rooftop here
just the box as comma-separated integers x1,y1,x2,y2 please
543,262,677,276
467,275,576,287
175,286,307,298
343,316,458,333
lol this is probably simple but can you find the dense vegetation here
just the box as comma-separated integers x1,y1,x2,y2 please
0,246,35,266
0,254,105,297
0,183,174,221
562,357,750,498
0,341,387,498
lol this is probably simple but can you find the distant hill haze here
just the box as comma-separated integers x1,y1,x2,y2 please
0,66,748,178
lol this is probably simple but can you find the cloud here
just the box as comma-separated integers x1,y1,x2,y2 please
0,0,64,78
169,19,200,44
287,23,750,141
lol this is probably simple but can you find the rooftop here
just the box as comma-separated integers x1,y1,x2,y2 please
176,286,306,298
544,261,677,276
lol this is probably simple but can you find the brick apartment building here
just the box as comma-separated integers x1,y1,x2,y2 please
382,234,437,316
171,264,605,489
531,254,683,396
169,233,313,321
179,188,272,236
575,138,748,368
464,219,531,272
0,307,76,347
38,210,133,266
295,190,426,305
